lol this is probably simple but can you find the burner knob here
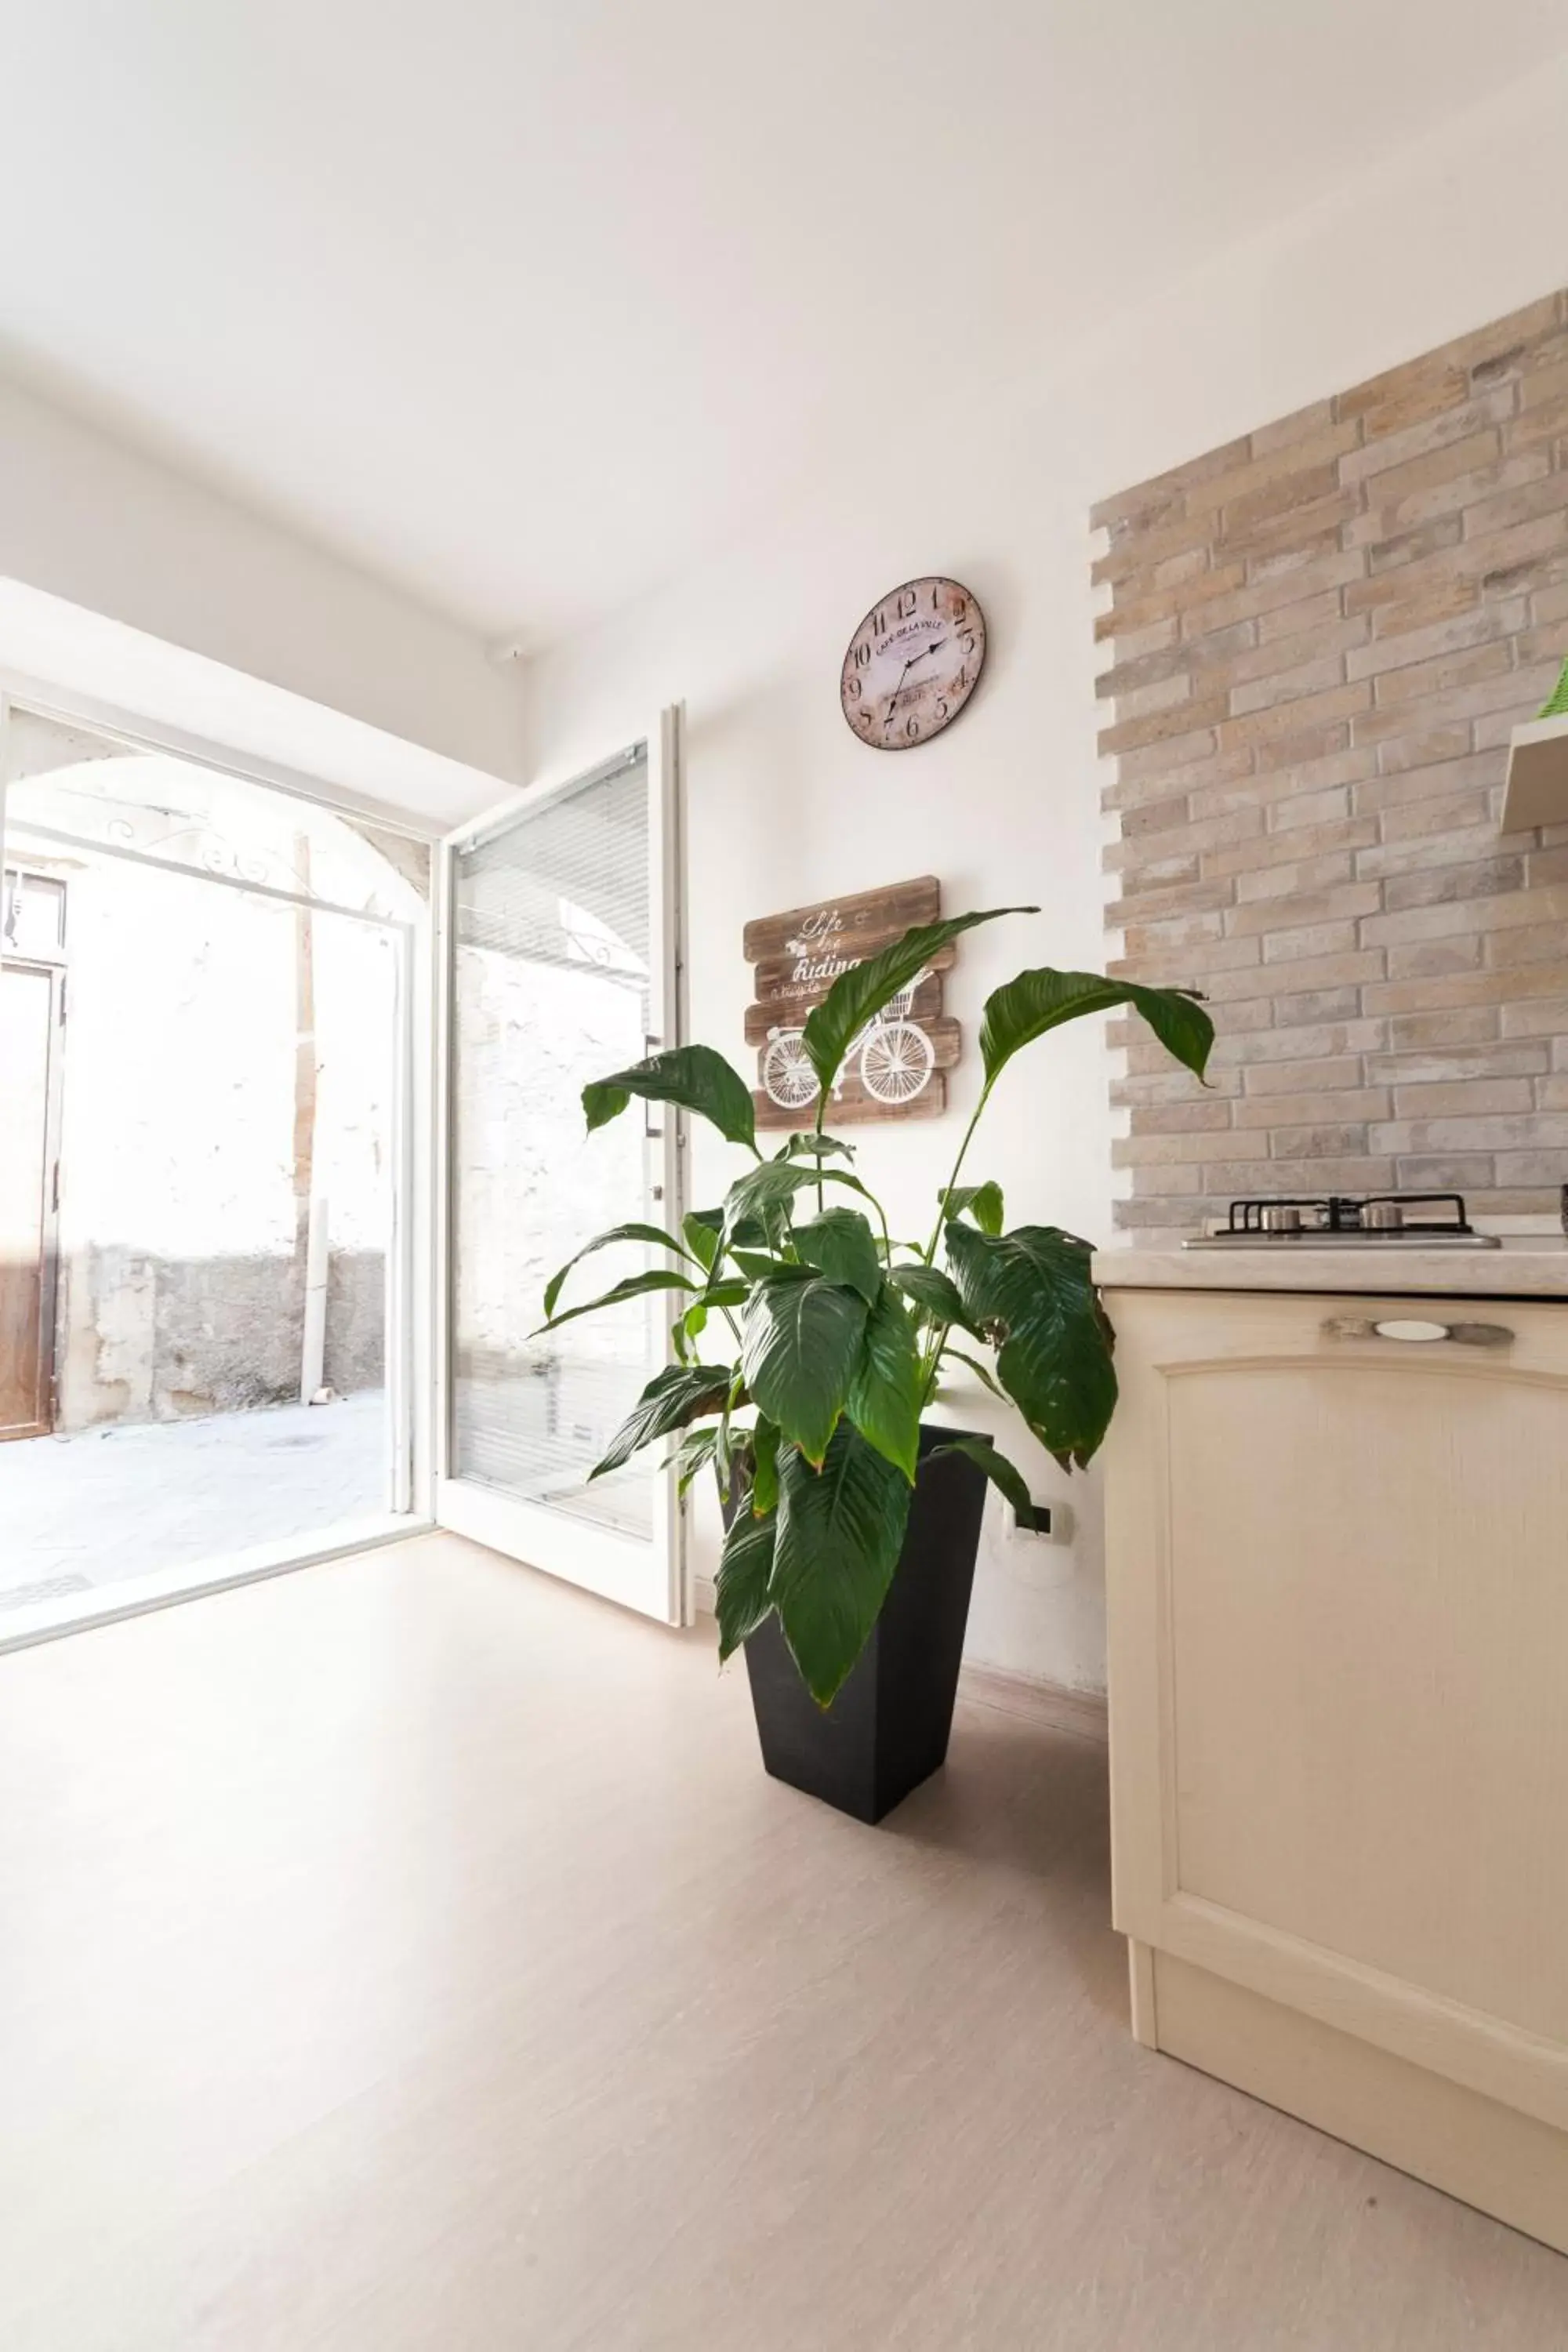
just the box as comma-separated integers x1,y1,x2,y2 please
1363,1200,1404,1232
1260,1204,1302,1235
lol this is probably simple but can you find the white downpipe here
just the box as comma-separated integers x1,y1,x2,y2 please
301,1191,329,1403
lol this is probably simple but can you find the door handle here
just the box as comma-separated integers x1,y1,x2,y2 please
641,1035,664,1142
1321,1316,1514,1348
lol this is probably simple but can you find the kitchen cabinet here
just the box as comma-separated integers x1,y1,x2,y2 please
1097,1261,1568,2255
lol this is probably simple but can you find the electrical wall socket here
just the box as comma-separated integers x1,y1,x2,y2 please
1007,1497,1073,1547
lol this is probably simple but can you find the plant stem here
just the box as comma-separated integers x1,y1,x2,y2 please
699,1232,750,1358
715,1369,746,1487
921,1081,993,1265
918,1320,950,1410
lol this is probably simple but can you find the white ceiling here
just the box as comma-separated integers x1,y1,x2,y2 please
4,2,1567,652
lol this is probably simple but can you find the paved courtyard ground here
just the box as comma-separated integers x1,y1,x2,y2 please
0,1391,390,1613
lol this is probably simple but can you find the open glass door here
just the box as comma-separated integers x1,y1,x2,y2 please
435,713,686,1622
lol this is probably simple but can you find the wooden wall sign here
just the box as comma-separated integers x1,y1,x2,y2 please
742,875,956,1127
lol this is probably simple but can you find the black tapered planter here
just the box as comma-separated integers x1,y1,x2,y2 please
743,1424,989,1824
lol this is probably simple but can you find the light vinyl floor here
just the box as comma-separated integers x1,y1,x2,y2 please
2,1533,1565,2350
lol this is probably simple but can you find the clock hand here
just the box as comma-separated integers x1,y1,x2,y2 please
888,640,949,709
885,655,920,717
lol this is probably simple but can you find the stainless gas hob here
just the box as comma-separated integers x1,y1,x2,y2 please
1184,1191,1501,1250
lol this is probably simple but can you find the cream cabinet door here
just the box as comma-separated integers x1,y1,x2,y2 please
1105,1287,1568,2134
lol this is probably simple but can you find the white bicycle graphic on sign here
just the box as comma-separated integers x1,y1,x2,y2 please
762,967,935,1109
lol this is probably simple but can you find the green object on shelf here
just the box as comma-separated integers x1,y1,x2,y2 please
1537,655,1568,719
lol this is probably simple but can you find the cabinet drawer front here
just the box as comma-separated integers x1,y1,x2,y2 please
1118,1286,1568,1381
1105,1289,1568,2123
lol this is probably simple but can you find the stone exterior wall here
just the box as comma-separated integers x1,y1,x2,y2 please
1094,289,1568,1230
54,1245,384,1425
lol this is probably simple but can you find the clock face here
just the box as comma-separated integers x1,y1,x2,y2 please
840,576,986,750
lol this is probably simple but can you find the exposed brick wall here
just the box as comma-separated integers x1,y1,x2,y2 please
1094,290,1568,1231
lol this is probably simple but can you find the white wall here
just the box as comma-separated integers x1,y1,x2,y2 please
0,374,520,788
521,58,1568,1693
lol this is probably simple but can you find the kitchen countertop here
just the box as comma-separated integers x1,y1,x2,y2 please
1091,1236,1568,1300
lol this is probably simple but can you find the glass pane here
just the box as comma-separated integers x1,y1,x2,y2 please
451,750,659,1539
5,707,430,923
0,842,405,1615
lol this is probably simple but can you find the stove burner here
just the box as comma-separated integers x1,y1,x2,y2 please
1185,1192,1502,1250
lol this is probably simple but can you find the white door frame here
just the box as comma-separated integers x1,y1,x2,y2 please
0,673,692,1635
432,706,690,1624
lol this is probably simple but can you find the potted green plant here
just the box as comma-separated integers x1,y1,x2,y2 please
537,906,1212,1820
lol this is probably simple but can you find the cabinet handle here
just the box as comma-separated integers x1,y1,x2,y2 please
1321,1315,1515,1349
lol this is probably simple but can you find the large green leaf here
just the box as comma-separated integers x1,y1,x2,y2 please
713,1368,749,1489
979,969,1213,1091
941,1181,1004,1237
889,1262,979,1336
677,1277,747,1352
800,906,1036,1101
740,1270,869,1465
720,1158,874,1250
682,1211,721,1272
532,1267,696,1338
751,1414,782,1515
780,1132,856,1162
664,1425,720,1495
590,1363,732,1479
846,1283,922,1481
543,1221,695,1321
944,1221,1118,1471
928,1433,1034,1521
973,1182,1006,1238
771,1424,913,1705
688,1276,748,1316
793,1207,882,1305
731,1249,792,1281
724,1158,818,1228
687,1203,773,1259
715,1504,779,1663
583,1044,757,1152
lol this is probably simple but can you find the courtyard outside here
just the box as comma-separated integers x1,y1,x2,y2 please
0,1390,390,1615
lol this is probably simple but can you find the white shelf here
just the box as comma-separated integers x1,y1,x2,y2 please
1502,708,1568,831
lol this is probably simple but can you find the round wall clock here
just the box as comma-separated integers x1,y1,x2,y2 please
840,575,986,750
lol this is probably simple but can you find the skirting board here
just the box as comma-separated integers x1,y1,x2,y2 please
691,1575,1108,1745
957,1661,1109,1744
1145,1944,1568,2261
